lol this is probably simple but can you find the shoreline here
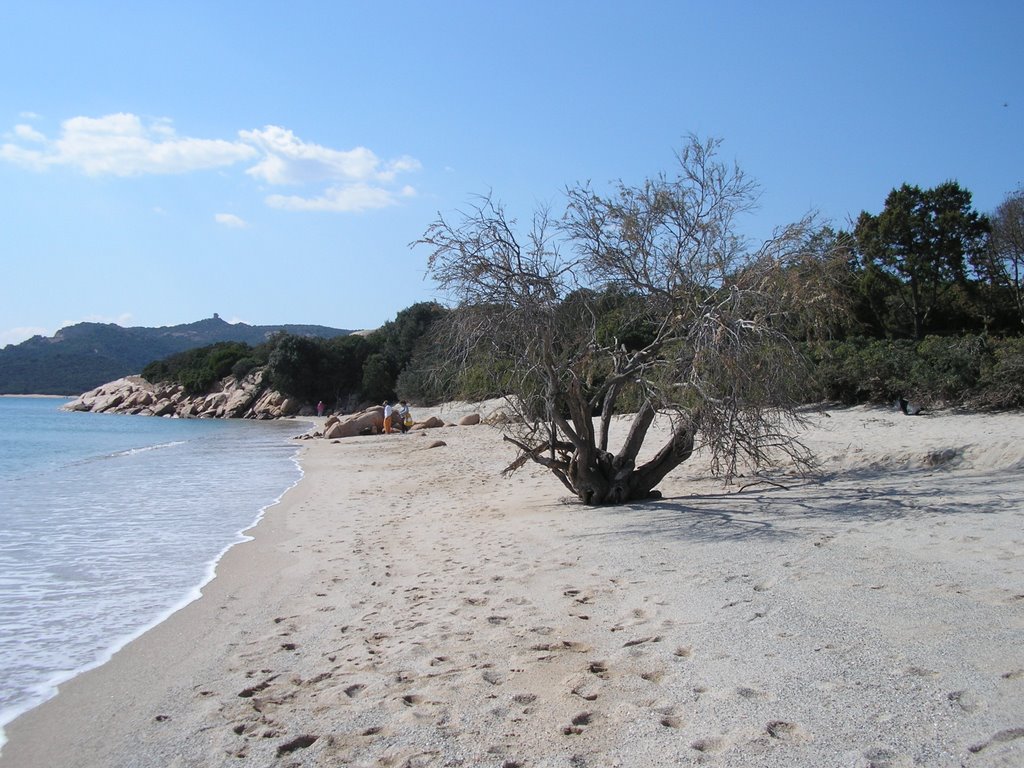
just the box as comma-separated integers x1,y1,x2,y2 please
2,407,1023,766
0,414,312,752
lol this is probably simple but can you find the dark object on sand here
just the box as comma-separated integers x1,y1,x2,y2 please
898,397,923,416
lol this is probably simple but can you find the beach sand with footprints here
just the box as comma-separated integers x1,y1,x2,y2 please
2,404,1024,767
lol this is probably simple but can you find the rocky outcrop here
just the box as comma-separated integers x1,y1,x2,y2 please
323,407,386,438
63,373,497,430
410,415,445,431
62,370,298,420
300,406,486,440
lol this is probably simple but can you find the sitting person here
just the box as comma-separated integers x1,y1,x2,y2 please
397,400,411,432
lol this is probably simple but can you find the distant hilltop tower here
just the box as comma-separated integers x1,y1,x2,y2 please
213,313,220,320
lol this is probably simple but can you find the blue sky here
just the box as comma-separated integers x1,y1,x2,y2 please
2,1,1021,346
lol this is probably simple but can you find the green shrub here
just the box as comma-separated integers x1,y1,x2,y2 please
360,353,396,403
808,338,916,404
975,337,1024,408
911,335,987,402
141,341,258,395
805,334,1024,408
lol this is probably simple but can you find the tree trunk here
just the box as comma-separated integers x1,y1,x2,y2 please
567,416,695,505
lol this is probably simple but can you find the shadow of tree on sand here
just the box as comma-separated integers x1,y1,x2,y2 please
582,464,1018,546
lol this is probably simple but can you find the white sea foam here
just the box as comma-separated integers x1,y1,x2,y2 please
0,398,307,750
107,440,188,458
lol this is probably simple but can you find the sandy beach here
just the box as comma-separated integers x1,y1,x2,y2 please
1,404,1023,767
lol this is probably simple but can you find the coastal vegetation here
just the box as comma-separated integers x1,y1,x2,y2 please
132,164,1023,422
410,139,1024,502
139,302,447,409
118,142,1024,502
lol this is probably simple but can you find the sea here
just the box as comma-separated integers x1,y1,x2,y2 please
0,396,308,748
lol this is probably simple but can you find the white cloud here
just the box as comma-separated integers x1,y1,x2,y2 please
1,113,421,215
377,155,423,182
215,212,248,228
240,126,421,213
1,113,257,176
14,124,45,142
0,142,47,170
240,126,385,185
265,183,405,212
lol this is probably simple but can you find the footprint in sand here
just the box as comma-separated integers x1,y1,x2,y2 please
531,640,591,654
482,669,504,685
623,635,662,648
765,720,811,743
276,735,319,757
736,686,768,700
690,736,727,754
640,668,668,683
562,711,593,735
238,675,278,698
968,727,1024,755
571,682,599,702
860,747,915,767
656,705,684,728
947,689,985,713
563,588,594,605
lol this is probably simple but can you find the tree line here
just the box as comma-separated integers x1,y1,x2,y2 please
144,182,1024,415
787,182,1024,408
141,301,447,410
413,138,1024,503
140,138,1022,504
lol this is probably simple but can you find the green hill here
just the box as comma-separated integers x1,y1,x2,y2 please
0,315,352,395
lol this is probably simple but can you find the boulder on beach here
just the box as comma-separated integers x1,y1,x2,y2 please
410,415,445,431
324,406,385,439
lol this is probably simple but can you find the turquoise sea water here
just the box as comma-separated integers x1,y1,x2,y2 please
0,397,307,746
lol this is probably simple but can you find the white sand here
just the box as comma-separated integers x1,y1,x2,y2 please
1,405,1023,767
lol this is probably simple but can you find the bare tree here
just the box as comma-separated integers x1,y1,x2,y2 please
987,189,1024,327
417,137,818,505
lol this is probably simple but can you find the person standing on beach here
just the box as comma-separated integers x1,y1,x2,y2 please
383,400,393,433
316,400,325,417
